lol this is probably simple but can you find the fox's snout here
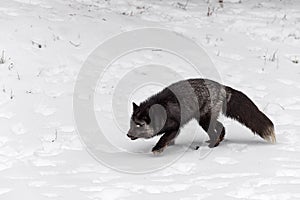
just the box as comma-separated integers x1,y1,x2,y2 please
127,132,138,140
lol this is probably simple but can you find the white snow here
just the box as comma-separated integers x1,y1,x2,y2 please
0,0,300,199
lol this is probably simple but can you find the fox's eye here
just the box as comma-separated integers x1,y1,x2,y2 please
136,123,144,127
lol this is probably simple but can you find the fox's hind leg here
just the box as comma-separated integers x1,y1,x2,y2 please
198,114,225,148
217,121,226,142
207,121,225,145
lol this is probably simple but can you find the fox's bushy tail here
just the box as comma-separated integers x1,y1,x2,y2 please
223,86,276,143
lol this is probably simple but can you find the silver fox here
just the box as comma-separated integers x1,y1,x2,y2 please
127,79,276,155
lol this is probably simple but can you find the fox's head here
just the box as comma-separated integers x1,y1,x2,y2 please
127,102,167,140
127,102,154,140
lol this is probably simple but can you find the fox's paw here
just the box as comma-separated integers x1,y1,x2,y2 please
206,135,225,144
208,139,221,148
152,146,166,155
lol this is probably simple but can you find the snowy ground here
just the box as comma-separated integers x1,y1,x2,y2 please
1,0,300,199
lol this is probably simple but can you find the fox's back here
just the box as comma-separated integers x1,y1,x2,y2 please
156,78,226,122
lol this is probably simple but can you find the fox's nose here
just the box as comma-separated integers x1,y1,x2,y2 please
127,133,138,140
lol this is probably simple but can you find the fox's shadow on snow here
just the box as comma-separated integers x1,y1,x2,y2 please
162,138,268,153
181,137,270,152
222,138,269,146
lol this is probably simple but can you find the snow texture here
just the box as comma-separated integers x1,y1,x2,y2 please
0,0,300,199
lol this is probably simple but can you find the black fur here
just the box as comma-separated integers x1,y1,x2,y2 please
127,78,276,154
224,86,275,143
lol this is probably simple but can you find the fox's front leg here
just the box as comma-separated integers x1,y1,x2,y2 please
152,130,179,155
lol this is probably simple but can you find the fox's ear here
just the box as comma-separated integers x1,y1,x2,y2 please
132,102,139,111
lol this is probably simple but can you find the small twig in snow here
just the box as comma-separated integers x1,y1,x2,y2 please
0,50,5,64
207,6,214,16
177,0,190,10
219,0,224,8
291,56,299,64
69,40,81,47
8,63,14,70
269,49,278,62
282,14,287,20
31,40,42,48
263,49,268,65
52,129,58,142
10,89,14,99
17,72,21,80
37,68,43,77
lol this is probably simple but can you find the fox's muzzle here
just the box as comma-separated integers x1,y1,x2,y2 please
127,133,138,140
